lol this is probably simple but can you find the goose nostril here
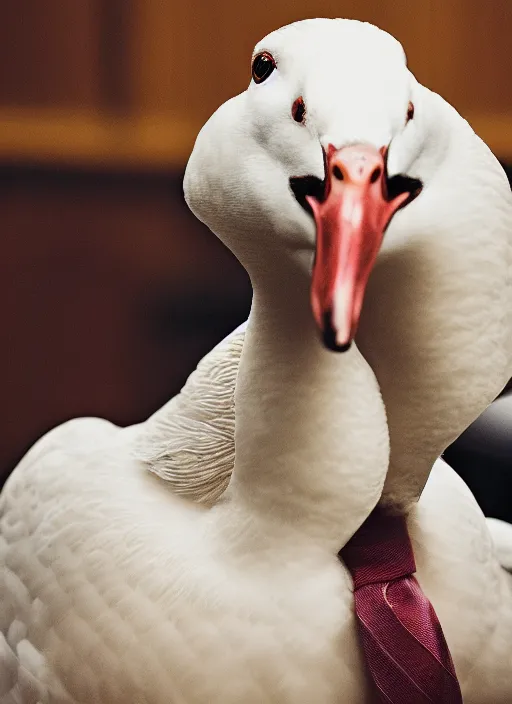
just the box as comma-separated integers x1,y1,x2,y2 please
370,167,382,184
332,165,344,181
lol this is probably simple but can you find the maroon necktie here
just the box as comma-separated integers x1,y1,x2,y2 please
340,507,463,703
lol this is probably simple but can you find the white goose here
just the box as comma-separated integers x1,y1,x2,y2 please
140,15,512,699
1,18,511,704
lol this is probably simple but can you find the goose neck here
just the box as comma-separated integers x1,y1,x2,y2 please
224,265,388,550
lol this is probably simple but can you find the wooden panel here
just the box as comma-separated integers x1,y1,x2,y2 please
427,0,512,114
97,0,135,111
0,0,101,109
1,1,512,166
0,109,198,169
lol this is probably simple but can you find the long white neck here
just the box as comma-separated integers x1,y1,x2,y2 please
223,263,389,552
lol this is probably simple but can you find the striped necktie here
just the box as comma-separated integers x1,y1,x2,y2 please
340,507,463,703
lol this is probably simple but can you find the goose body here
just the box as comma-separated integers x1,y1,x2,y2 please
142,14,512,699
2,382,511,703
139,328,512,701
2,17,512,704
0,412,372,704
1,309,390,703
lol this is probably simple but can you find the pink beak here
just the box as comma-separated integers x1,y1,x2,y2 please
307,144,411,351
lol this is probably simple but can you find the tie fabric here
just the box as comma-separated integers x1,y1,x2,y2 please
340,507,463,703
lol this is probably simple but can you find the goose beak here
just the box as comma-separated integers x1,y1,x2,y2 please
306,144,414,351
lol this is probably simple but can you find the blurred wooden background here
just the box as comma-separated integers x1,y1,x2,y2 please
0,1,511,481
0,0,511,167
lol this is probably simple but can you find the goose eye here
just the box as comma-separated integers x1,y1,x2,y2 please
252,52,276,84
406,101,415,122
292,97,306,123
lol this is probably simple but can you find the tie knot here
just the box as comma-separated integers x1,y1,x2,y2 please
340,507,416,589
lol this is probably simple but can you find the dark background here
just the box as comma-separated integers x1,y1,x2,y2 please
1,2,511,519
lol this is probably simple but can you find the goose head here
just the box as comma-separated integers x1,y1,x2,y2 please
185,18,425,347
185,18,512,508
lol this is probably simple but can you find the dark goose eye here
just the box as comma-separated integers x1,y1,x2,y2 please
252,52,276,84
292,96,306,123
406,101,415,123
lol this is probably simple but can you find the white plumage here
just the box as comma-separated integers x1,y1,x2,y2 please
2,18,512,704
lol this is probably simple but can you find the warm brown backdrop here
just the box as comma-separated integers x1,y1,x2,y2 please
1,1,511,481
1,0,511,167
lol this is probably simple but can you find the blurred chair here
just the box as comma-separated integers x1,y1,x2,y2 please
445,390,512,523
